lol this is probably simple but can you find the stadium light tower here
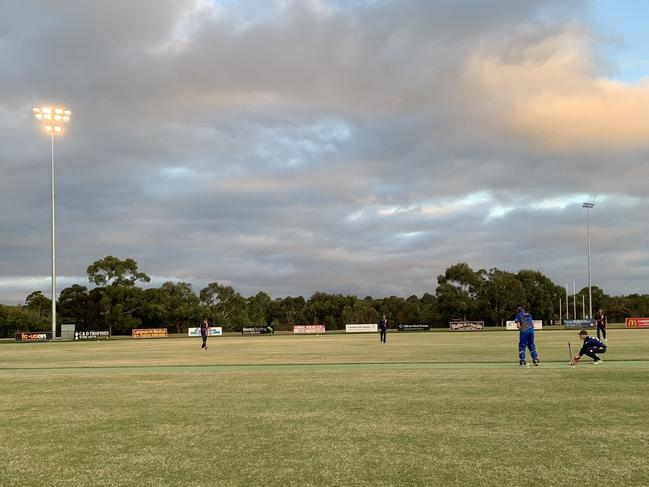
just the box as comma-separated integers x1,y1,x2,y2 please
32,105,71,340
582,202,595,320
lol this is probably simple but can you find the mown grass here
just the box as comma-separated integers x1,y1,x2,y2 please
1,330,648,486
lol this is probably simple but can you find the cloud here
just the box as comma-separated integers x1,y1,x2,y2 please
1,0,648,304
469,22,649,150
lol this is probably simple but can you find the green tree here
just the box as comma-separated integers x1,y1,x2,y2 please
143,282,200,333
0,304,49,338
86,256,151,334
24,291,52,319
516,270,563,320
87,256,150,288
58,285,102,330
479,269,525,325
436,263,482,322
199,282,248,330
246,292,273,325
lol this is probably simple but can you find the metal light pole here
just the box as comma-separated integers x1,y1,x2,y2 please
32,106,71,340
565,284,569,320
582,202,595,319
573,281,576,321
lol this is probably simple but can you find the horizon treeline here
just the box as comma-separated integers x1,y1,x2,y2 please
1,257,649,337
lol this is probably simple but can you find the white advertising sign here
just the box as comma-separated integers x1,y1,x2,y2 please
345,323,378,333
188,327,223,336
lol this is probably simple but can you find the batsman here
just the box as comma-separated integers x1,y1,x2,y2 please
514,306,540,367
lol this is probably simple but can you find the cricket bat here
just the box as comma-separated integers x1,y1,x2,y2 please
568,343,575,367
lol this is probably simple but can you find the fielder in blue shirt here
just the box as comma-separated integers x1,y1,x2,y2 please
573,330,607,365
514,306,539,367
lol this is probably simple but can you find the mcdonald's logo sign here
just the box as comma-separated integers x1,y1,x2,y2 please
625,318,649,328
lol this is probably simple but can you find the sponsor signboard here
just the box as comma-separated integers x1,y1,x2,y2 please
345,323,378,333
188,327,223,337
449,321,485,331
293,324,326,334
132,328,168,338
563,319,594,329
242,326,274,335
397,323,431,332
625,318,649,329
75,330,110,340
15,332,53,342
505,320,543,331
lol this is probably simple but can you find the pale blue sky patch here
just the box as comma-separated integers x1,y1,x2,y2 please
162,166,195,178
591,0,649,81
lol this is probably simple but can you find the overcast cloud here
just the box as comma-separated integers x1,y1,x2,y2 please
1,0,648,304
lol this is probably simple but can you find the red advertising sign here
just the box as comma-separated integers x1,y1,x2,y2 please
293,324,326,334
132,328,168,338
625,318,649,329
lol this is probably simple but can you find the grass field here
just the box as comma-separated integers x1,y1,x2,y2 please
2,329,649,486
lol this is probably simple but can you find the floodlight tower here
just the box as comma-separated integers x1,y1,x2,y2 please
32,106,71,340
582,202,595,319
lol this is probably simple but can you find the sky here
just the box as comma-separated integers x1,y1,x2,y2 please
1,0,648,304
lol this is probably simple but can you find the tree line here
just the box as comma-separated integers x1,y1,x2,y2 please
2,258,649,338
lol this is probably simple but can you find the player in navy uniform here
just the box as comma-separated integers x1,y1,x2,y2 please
596,309,607,342
573,330,607,365
200,318,209,351
514,306,539,367
379,315,388,344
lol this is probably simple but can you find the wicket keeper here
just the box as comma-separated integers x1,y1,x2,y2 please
514,306,539,367
573,329,607,365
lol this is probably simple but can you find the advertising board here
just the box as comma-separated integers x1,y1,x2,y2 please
505,320,543,331
345,324,378,333
242,326,274,335
625,318,649,329
14,332,53,342
132,328,168,338
397,323,431,332
74,330,110,340
293,324,326,334
188,327,223,336
449,321,485,331
563,320,594,329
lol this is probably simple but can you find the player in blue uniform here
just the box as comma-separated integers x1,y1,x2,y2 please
573,330,607,365
514,306,539,367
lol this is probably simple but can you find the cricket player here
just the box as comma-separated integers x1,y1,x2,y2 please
596,309,607,342
200,318,209,351
514,306,539,367
573,330,607,365
379,315,388,344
